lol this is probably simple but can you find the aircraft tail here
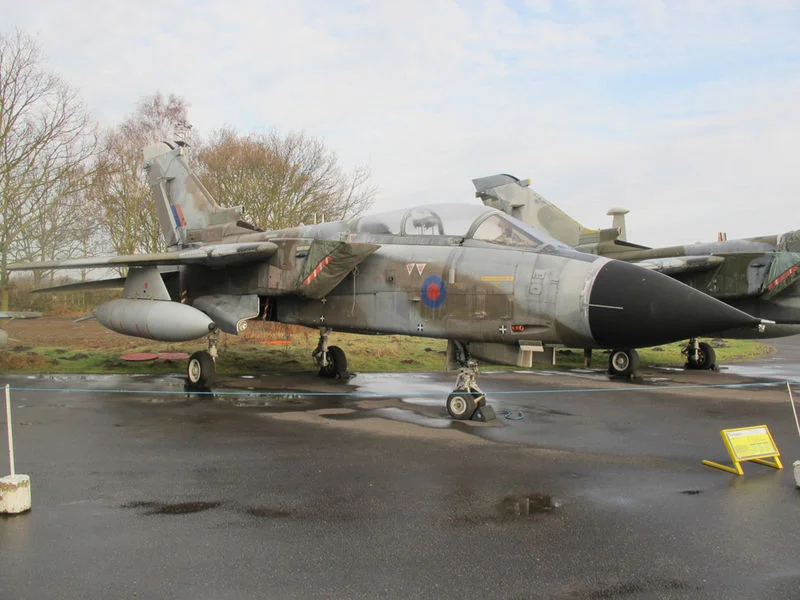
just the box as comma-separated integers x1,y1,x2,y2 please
473,174,625,251
143,142,250,248
473,174,593,247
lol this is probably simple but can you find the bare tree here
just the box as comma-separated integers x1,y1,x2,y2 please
93,92,193,261
0,29,99,308
195,127,376,230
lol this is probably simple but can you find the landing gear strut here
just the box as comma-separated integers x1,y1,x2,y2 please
683,338,716,370
313,327,348,379
187,329,219,388
607,348,640,380
447,341,496,422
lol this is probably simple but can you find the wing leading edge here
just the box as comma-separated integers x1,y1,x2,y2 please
8,242,280,271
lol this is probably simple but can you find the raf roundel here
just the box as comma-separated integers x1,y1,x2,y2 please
421,275,446,309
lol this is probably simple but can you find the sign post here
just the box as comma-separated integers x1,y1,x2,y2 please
702,425,782,476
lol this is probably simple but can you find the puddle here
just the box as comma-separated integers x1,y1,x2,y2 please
122,501,221,515
726,363,800,383
499,493,561,518
452,492,561,525
245,506,293,518
324,406,454,429
229,394,343,411
567,578,694,598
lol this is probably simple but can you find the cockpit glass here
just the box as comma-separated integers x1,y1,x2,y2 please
472,214,542,248
356,204,492,237
352,203,565,251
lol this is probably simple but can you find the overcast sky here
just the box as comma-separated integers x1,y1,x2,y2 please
4,0,799,247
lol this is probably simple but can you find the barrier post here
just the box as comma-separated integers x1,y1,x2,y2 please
1,384,31,514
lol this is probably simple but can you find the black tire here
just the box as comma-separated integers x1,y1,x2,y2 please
446,392,477,420
689,342,716,370
608,349,639,377
319,345,347,378
187,350,215,387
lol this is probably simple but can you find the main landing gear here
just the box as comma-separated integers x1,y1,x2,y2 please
187,329,219,388
607,348,640,380
313,327,349,379
683,338,716,370
447,341,496,422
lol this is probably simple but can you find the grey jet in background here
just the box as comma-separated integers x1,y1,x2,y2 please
9,143,763,420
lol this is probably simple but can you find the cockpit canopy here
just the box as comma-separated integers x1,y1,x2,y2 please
352,203,564,249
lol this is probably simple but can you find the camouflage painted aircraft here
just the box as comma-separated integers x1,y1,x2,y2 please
475,174,798,373
0,311,43,349
8,144,763,420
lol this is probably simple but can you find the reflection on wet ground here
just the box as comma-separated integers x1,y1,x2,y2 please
122,501,222,515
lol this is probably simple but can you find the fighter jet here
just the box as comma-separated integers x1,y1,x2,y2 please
8,143,762,420
0,311,43,350
474,173,797,373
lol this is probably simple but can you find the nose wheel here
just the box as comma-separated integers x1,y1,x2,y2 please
448,341,496,421
683,338,716,370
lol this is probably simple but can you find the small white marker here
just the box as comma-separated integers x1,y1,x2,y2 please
2,384,31,514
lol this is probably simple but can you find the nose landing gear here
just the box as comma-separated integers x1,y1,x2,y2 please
448,341,496,422
683,338,716,370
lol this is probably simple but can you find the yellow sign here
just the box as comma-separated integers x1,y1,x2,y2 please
703,425,782,476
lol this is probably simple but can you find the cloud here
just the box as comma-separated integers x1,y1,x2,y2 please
3,0,799,246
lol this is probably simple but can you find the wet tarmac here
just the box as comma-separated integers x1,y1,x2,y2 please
726,334,800,383
1,358,800,599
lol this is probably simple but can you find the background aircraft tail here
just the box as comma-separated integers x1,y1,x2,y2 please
473,174,594,247
143,142,249,248
473,174,627,251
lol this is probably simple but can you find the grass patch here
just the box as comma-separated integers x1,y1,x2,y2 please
0,333,451,376
0,332,771,376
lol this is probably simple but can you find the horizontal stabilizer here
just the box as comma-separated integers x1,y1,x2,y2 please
9,242,279,271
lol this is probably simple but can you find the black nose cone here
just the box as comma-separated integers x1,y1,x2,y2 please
589,260,759,348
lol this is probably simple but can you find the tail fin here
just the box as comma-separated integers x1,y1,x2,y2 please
143,142,246,248
473,174,593,247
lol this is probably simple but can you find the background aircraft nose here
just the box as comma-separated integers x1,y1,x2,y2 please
588,260,760,349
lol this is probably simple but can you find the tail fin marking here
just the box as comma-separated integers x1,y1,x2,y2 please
144,141,243,249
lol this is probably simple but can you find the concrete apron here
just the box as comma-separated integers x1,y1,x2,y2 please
0,474,31,514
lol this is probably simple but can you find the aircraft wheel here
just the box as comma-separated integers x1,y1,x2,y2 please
446,392,477,420
608,349,639,378
187,350,215,387
687,342,716,370
319,345,347,378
